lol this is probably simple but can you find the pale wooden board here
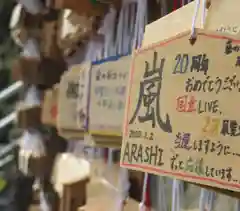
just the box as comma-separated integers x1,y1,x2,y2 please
57,63,90,132
121,29,240,192
89,56,131,137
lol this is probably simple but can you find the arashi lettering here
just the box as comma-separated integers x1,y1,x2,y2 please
122,142,164,166
129,51,172,133
173,54,209,75
185,75,240,94
197,99,219,114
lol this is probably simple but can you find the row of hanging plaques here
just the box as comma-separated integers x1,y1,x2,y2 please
42,0,146,147
41,54,131,148
40,0,240,194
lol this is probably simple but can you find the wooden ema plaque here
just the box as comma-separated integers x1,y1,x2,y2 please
88,56,131,148
121,29,240,192
57,63,90,139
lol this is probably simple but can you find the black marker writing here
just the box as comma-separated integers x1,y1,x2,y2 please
221,119,240,137
173,54,209,75
225,40,240,55
185,75,240,94
129,51,172,133
197,99,219,114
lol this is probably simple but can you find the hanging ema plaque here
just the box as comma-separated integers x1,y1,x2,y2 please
120,29,240,191
89,56,131,137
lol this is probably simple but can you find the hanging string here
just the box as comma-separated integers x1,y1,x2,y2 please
190,0,207,37
190,0,200,37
